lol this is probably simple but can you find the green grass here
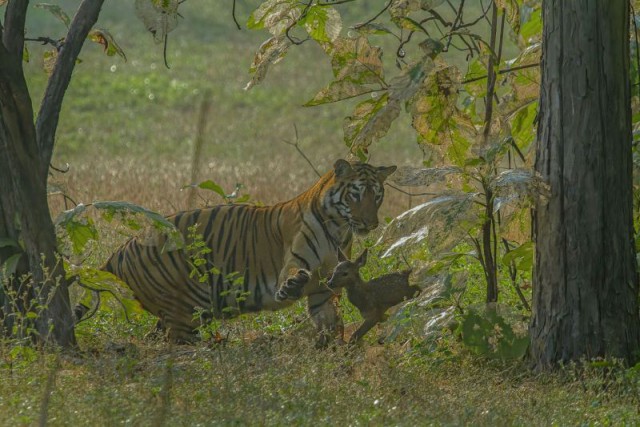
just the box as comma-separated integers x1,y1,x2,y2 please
2,317,640,426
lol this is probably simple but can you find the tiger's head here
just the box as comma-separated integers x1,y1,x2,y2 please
329,159,397,235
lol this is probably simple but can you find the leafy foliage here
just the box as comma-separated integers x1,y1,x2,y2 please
55,201,180,255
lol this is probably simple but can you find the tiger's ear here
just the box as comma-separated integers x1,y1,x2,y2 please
334,159,355,180
355,248,368,268
337,248,349,262
376,165,397,182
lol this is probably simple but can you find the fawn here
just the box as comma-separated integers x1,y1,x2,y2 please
327,248,419,344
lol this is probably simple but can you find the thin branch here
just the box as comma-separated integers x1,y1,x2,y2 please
353,0,392,29
232,0,242,30
36,0,106,179
481,3,499,144
633,4,640,98
385,183,438,197
24,36,64,51
282,124,321,177
462,62,540,84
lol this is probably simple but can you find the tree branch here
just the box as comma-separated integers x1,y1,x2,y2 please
2,0,28,58
36,0,105,179
462,62,540,84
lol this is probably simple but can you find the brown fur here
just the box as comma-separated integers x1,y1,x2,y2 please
327,249,419,344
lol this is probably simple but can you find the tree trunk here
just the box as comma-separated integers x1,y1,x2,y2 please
0,0,105,347
531,1,640,369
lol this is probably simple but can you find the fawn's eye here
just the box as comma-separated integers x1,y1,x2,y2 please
342,272,349,277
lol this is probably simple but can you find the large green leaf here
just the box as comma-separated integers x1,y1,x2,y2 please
247,0,301,36
65,217,99,255
300,5,341,43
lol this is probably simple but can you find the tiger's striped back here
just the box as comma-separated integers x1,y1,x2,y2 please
102,159,396,343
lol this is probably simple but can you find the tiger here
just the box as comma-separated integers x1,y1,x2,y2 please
97,159,396,345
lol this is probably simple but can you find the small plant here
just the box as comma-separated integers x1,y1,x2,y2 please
186,225,250,343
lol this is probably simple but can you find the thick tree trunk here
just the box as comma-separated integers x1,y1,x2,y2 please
531,1,640,369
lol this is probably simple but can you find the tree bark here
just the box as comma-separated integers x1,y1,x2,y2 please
531,0,640,369
0,0,104,347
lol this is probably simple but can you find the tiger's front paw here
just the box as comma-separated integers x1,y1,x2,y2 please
274,269,311,302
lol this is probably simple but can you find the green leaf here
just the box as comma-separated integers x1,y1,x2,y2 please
88,29,127,61
197,180,226,198
91,201,176,231
65,218,99,255
22,44,29,62
247,0,300,35
35,3,70,28
520,6,541,43
510,101,537,149
0,237,19,249
502,241,534,271
300,5,342,43
1,253,23,279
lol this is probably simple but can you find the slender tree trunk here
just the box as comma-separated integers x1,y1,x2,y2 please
0,0,105,347
531,0,640,369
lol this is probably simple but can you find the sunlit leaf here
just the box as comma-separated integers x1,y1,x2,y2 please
245,36,291,91
88,29,127,61
35,3,70,28
197,180,226,198
248,0,301,36
344,56,435,151
502,241,534,272
22,44,29,62
378,192,480,257
43,49,58,75
495,0,521,34
520,6,542,45
65,217,99,255
300,5,342,43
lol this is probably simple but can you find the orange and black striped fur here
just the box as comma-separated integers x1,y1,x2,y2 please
101,159,396,344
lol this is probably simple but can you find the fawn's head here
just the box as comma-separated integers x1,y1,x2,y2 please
327,248,368,290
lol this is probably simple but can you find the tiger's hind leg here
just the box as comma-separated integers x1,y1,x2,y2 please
307,290,345,348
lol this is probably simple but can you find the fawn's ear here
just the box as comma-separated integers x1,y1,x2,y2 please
337,248,349,263
355,248,368,268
